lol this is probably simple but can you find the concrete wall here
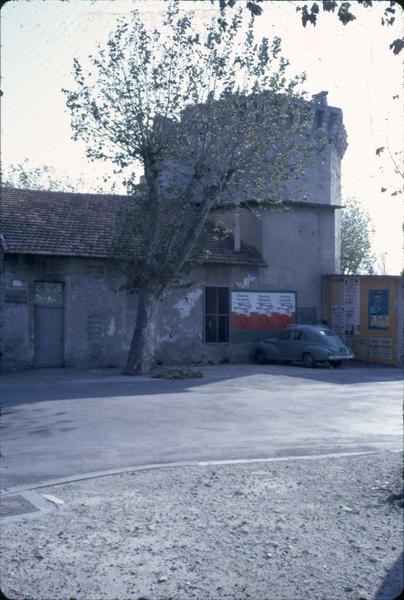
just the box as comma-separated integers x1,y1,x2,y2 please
209,102,346,324
261,206,337,316
1,254,264,370
282,148,331,206
213,204,339,324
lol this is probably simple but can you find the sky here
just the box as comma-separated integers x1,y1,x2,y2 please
1,0,403,274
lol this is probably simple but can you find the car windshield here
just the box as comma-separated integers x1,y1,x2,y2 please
318,329,336,336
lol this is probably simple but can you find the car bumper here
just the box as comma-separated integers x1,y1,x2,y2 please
328,354,355,360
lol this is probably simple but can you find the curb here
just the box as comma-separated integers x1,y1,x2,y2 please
0,448,391,497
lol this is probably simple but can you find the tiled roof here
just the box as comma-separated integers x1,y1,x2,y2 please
1,187,265,267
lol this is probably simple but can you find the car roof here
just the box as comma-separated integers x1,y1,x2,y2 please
286,324,330,331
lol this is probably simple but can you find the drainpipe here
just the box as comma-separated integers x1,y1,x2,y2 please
0,233,6,370
233,201,240,252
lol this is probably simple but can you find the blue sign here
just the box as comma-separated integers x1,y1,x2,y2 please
368,289,389,330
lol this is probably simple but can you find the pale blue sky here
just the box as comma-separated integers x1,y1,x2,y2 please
1,0,403,273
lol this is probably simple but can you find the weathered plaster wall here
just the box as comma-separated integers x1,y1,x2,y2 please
210,103,345,325
282,140,343,207
1,255,127,370
212,204,339,324
215,209,264,255
2,302,30,370
65,259,125,368
260,206,337,321
154,264,263,366
282,148,331,205
1,255,264,370
271,103,346,208
334,206,342,274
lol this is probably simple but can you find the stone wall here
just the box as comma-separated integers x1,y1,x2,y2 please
1,255,264,370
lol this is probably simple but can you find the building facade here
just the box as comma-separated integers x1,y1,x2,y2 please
0,188,267,370
0,101,348,370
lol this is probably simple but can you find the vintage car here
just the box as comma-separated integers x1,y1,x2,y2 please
253,324,354,368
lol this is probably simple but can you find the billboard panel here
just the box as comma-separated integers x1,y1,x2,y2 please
230,290,296,341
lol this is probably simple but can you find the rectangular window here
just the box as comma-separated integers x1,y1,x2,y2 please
33,282,64,306
205,287,229,343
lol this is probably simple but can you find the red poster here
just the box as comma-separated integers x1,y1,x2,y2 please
231,291,296,331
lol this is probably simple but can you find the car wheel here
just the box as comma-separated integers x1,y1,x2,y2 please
329,360,342,368
255,349,267,365
302,352,316,368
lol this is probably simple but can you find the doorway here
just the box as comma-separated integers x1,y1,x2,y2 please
34,282,64,367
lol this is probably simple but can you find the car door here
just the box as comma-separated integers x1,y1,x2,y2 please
276,329,293,359
289,329,304,360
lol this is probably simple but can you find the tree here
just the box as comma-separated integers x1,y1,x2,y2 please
374,251,388,275
215,0,404,55
375,143,403,198
1,159,115,194
64,0,319,374
340,197,375,274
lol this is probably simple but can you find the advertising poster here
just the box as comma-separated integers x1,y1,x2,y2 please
348,337,369,360
231,291,296,331
331,304,345,340
368,289,389,330
332,279,345,304
369,337,393,360
344,277,360,335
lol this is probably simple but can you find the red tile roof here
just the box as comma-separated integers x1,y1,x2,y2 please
1,187,265,266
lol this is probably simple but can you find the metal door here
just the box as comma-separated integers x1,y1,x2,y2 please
34,282,64,367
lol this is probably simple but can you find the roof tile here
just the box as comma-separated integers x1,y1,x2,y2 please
1,187,265,267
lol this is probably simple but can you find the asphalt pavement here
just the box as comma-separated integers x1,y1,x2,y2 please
0,363,402,492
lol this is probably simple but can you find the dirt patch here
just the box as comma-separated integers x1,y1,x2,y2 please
1,452,402,600
151,367,203,379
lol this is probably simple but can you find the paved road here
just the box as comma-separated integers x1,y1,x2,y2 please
0,364,402,490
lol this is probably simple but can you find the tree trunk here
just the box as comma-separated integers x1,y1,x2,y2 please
123,288,158,375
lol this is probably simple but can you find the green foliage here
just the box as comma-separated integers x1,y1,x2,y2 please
296,3,321,28
2,160,77,192
63,0,322,372
111,187,214,290
340,198,375,275
65,0,316,294
216,0,402,54
375,142,403,197
337,2,357,25
219,0,400,30
390,38,404,55
322,0,338,11
1,159,114,194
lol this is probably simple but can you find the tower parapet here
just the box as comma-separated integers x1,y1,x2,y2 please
312,103,348,159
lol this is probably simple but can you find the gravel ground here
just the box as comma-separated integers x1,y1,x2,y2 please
1,451,403,600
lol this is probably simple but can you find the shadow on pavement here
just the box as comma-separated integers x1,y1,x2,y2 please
266,363,402,385
0,363,402,410
374,551,403,600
